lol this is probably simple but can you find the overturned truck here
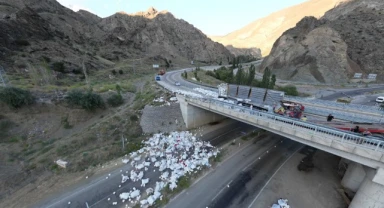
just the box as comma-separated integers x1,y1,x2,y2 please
217,83,304,119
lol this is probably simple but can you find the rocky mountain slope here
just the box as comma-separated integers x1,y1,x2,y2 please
261,0,384,84
0,0,232,74
210,0,345,56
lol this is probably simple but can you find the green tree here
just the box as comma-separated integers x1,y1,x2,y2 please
184,71,188,79
235,65,244,85
227,69,234,83
261,67,271,88
247,64,256,85
232,57,236,69
269,74,276,89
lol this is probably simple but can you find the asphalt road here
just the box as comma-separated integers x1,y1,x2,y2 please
320,86,384,101
166,135,302,208
33,121,255,208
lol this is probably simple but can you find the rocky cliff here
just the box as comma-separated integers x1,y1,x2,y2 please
0,1,232,73
261,0,384,84
210,0,345,56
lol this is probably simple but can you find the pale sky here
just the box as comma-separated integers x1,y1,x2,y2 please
57,0,308,36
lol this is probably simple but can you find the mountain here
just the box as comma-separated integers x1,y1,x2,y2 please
260,0,384,84
210,0,346,56
0,1,232,74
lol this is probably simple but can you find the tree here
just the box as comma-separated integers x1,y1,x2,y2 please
232,57,236,69
235,65,244,85
247,64,256,85
227,69,234,83
261,67,271,88
269,74,276,89
184,71,188,79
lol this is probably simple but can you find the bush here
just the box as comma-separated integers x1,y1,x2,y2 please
118,69,123,75
13,39,30,46
42,56,51,63
0,87,34,108
51,62,65,73
277,85,299,96
107,94,124,107
111,69,117,75
66,90,105,111
130,115,138,122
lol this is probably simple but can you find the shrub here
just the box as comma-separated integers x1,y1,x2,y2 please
79,91,105,111
118,69,123,75
0,87,34,108
51,62,65,73
66,90,105,111
107,94,124,107
111,69,117,75
13,39,30,46
277,85,299,96
42,56,51,63
130,115,138,122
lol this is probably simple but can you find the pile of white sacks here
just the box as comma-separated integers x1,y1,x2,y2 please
271,198,290,208
193,88,218,97
119,131,219,207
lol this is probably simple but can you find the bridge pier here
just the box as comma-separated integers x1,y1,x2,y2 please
349,167,384,208
341,162,366,192
177,95,225,129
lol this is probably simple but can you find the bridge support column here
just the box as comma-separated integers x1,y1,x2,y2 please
349,168,384,208
341,162,366,192
177,95,225,129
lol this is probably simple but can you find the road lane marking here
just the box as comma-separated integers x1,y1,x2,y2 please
247,145,303,208
242,140,283,171
208,127,242,142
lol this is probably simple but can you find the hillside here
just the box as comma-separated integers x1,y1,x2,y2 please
260,0,384,84
210,0,345,56
0,1,232,78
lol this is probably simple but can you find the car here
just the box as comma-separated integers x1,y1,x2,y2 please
376,96,384,103
175,82,181,86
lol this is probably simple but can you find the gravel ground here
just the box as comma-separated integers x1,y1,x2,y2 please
253,149,345,208
140,102,186,133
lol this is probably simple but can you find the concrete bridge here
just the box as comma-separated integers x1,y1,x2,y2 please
177,94,384,208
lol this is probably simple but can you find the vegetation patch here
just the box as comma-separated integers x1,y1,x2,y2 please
0,87,35,108
66,90,105,111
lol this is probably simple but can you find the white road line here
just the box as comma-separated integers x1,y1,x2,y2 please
208,127,242,142
211,179,233,201
247,145,302,208
242,140,283,172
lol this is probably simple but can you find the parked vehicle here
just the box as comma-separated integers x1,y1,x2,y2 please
155,75,161,81
175,82,181,86
376,96,384,103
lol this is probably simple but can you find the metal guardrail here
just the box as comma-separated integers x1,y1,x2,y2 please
186,96,384,153
305,106,384,123
286,96,384,115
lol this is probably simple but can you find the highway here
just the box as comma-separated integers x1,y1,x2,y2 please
33,121,255,208
166,135,301,208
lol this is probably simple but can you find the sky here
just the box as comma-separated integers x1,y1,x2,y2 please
57,0,308,36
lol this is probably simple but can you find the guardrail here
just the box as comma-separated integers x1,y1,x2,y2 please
286,96,384,114
186,96,384,153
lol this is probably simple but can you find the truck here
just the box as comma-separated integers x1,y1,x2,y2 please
158,69,166,75
217,83,285,112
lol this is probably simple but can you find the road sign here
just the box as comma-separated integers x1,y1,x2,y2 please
353,73,362,79
153,64,159,68
367,74,377,79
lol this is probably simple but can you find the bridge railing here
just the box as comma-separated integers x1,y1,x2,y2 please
186,97,384,153
286,96,384,115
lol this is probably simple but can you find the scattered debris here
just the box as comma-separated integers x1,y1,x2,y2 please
271,198,290,208
55,159,68,168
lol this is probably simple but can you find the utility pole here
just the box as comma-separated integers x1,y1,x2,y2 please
121,134,125,151
0,65,8,87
